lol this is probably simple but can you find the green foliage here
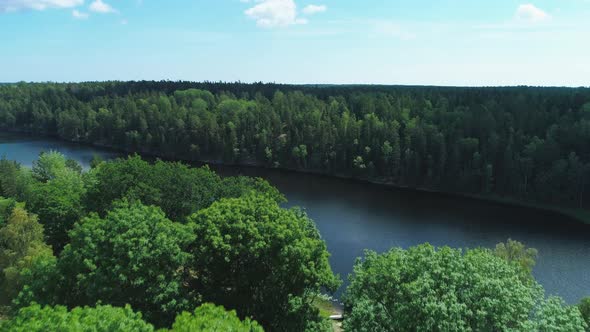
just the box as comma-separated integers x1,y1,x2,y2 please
578,297,590,328
31,151,69,182
525,297,587,331
0,159,33,202
12,253,59,310
494,238,538,276
0,207,53,305
57,201,195,325
85,156,281,221
0,197,17,227
2,82,588,210
283,295,334,332
83,155,164,216
187,194,340,331
6,151,87,252
90,154,104,169
169,304,263,332
0,304,154,332
343,244,585,331
2,303,265,332
0,160,21,200
217,176,286,204
27,163,86,251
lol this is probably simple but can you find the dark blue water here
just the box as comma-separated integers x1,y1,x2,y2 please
2,133,590,304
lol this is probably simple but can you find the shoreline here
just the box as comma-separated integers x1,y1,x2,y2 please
3,130,589,225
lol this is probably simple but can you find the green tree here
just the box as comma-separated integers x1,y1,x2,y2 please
27,163,86,251
216,176,285,204
169,303,263,332
12,252,59,310
2,82,590,211
578,297,590,328
292,145,308,168
187,195,340,331
0,159,22,199
0,304,154,332
83,155,162,215
0,207,53,305
0,159,34,202
31,151,70,183
58,201,195,325
494,238,538,276
0,197,17,227
85,156,281,221
343,244,583,331
527,297,587,331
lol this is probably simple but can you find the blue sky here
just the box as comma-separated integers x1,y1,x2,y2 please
0,0,589,86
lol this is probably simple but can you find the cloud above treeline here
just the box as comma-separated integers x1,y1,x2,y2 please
515,3,550,22
89,0,116,13
0,0,83,12
244,0,328,28
0,0,118,17
302,4,326,15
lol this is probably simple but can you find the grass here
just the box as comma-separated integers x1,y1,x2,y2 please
312,296,343,332
313,295,342,318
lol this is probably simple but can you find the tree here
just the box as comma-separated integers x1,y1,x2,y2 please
148,160,221,220
343,244,584,331
0,197,17,227
27,161,86,252
578,297,590,328
527,297,587,332
1,82,590,211
0,304,154,332
31,151,69,182
216,176,286,204
58,201,195,325
169,304,263,332
0,159,22,199
0,159,34,202
187,194,340,331
85,156,282,221
12,251,59,310
83,155,162,215
494,238,538,276
292,145,308,168
0,206,53,305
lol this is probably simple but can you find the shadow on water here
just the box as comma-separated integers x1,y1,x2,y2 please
2,133,590,303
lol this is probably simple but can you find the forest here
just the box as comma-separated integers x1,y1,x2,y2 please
0,153,589,331
0,82,588,219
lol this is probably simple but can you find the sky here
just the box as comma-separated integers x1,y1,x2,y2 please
0,0,589,86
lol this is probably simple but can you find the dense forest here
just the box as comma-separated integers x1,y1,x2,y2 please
0,82,588,216
0,153,589,331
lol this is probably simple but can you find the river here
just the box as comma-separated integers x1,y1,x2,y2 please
1,132,589,304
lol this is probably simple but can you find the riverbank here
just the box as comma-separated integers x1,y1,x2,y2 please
313,297,343,332
4,130,589,225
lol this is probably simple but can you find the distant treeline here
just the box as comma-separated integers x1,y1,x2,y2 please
1,81,589,210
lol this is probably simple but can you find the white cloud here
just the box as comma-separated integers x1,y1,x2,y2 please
120,18,128,25
0,0,83,12
245,0,307,28
72,8,87,18
89,0,115,13
515,4,550,22
302,4,326,15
